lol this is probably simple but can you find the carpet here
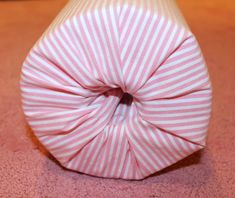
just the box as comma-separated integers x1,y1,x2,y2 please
0,0,234,197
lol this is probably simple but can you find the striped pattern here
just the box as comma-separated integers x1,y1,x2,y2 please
20,0,212,180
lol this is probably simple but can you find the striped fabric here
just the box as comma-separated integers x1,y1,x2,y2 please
20,0,212,180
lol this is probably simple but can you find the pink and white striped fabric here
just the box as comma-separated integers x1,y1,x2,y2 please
20,0,212,180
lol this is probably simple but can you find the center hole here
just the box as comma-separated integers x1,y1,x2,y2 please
108,91,134,125
119,92,133,106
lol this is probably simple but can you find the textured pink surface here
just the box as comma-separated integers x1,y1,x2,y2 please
0,0,234,197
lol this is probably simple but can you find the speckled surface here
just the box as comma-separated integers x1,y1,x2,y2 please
0,0,234,197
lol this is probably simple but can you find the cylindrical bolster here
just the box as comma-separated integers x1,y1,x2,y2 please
20,0,212,180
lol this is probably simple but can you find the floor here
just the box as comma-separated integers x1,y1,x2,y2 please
0,0,234,197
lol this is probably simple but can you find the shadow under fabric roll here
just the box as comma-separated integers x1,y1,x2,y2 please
20,0,212,180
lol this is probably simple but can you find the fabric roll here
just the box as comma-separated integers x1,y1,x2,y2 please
20,0,212,180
